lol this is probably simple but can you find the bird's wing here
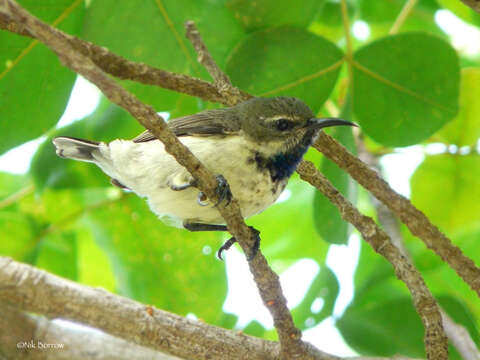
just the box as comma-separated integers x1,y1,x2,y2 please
132,109,240,143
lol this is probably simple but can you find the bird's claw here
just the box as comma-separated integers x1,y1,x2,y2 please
197,192,209,206
216,226,261,261
214,174,232,207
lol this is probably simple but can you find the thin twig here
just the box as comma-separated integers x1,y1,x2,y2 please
0,12,251,106
313,132,480,297
357,137,480,360
340,0,354,90
184,20,241,106
297,160,448,360
183,20,307,360
389,0,419,35
0,183,34,210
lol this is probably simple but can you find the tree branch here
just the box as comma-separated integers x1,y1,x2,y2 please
356,138,480,360
0,302,181,360
297,160,448,360
312,132,480,297
184,20,241,106
0,13,251,106
0,256,417,360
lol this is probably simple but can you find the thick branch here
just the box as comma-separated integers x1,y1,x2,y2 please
297,160,448,360
313,132,480,297
0,256,416,360
0,302,180,360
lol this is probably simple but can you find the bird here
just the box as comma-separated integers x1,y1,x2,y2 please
53,96,356,259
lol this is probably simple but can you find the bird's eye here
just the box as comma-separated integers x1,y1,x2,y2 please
275,118,294,131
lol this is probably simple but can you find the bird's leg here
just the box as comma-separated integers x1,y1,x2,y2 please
183,222,228,232
218,227,260,261
184,221,260,261
183,222,260,260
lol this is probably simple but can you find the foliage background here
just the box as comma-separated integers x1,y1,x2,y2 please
1,0,480,358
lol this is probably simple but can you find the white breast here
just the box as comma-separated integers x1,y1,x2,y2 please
96,136,286,228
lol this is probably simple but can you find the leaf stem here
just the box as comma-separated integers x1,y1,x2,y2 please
389,0,419,35
0,183,34,210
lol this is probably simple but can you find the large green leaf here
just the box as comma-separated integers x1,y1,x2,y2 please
0,0,85,155
82,0,244,110
436,68,480,146
337,294,476,359
226,0,324,32
410,154,480,236
291,266,339,330
86,195,228,323
352,33,459,147
226,26,343,112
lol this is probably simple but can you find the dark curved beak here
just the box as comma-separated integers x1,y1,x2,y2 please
306,118,357,130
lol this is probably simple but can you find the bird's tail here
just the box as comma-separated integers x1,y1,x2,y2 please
52,136,102,162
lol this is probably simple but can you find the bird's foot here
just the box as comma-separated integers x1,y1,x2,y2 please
214,175,232,207
217,226,260,261
197,192,209,206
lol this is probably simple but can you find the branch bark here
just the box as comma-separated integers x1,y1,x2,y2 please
458,0,480,13
0,256,417,360
0,302,181,360
297,160,448,360
312,132,480,297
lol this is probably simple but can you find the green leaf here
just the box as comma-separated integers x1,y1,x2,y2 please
243,320,266,337
353,33,460,147
0,172,37,261
0,0,85,154
86,195,228,324
313,94,356,244
82,0,244,110
35,231,78,281
226,26,344,112
337,297,425,357
338,294,478,359
291,266,339,330
226,0,324,32
410,154,480,236
436,68,480,146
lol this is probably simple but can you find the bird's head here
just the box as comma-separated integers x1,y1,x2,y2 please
234,96,356,155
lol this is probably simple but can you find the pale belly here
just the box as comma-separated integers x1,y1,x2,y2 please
103,136,287,228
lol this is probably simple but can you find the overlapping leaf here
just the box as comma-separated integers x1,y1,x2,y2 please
353,33,460,147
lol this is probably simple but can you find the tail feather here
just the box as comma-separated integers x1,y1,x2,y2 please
52,136,101,162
